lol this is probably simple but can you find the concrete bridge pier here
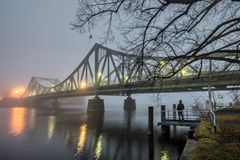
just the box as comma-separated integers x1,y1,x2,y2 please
123,95,136,111
87,96,105,112
52,99,60,108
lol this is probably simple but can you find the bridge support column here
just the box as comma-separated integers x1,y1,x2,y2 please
87,96,105,112
123,96,136,111
52,99,60,108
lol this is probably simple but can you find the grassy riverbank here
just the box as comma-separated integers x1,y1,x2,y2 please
193,108,240,160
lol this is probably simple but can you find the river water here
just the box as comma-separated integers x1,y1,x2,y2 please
0,99,188,160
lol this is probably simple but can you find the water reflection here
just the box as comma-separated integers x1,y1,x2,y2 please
29,108,36,131
124,111,135,130
87,112,104,159
48,116,56,140
161,151,169,160
64,129,71,145
1,107,184,160
10,107,26,136
149,135,154,160
75,124,87,155
87,112,104,130
94,134,103,160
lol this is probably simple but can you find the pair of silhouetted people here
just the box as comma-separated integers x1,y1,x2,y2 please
177,100,184,121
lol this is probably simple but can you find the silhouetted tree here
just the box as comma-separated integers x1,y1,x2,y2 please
72,0,240,78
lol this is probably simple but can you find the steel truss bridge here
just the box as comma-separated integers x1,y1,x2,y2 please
23,43,240,99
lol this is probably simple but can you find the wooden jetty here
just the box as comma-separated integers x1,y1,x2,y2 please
155,105,216,135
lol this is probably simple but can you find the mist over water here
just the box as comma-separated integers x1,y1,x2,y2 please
0,92,231,160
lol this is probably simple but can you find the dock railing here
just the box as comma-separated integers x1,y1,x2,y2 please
161,105,201,122
198,109,216,132
160,105,217,131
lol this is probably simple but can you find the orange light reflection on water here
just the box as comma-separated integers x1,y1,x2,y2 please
10,107,26,136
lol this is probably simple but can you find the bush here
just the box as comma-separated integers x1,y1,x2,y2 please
193,114,240,160
194,119,213,139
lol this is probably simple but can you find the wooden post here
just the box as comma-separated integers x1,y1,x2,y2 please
161,105,166,122
148,135,154,160
148,106,154,135
173,104,176,120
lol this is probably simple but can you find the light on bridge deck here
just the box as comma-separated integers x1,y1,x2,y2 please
15,88,24,94
50,84,56,93
98,72,102,78
124,76,129,82
50,88,55,93
12,87,25,98
180,68,189,77
159,59,166,67
79,81,87,89
124,76,134,83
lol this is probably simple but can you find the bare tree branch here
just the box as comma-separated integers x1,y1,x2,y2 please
72,0,240,79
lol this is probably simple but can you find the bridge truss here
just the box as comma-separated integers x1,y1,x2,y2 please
23,44,240,99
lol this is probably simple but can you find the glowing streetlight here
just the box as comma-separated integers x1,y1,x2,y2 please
124,76,129,82
180,68,187,77
98,72,102,78
79,81,87,89
124,75,134,83
159,59,165,67
13,87,25,98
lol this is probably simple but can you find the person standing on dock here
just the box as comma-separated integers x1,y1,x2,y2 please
177,100,185,121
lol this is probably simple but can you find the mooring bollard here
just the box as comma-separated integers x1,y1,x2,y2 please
148,106,154,135
161,105,166,122
173,104,176,120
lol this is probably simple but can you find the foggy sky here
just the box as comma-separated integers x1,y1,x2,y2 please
0,0,103,95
